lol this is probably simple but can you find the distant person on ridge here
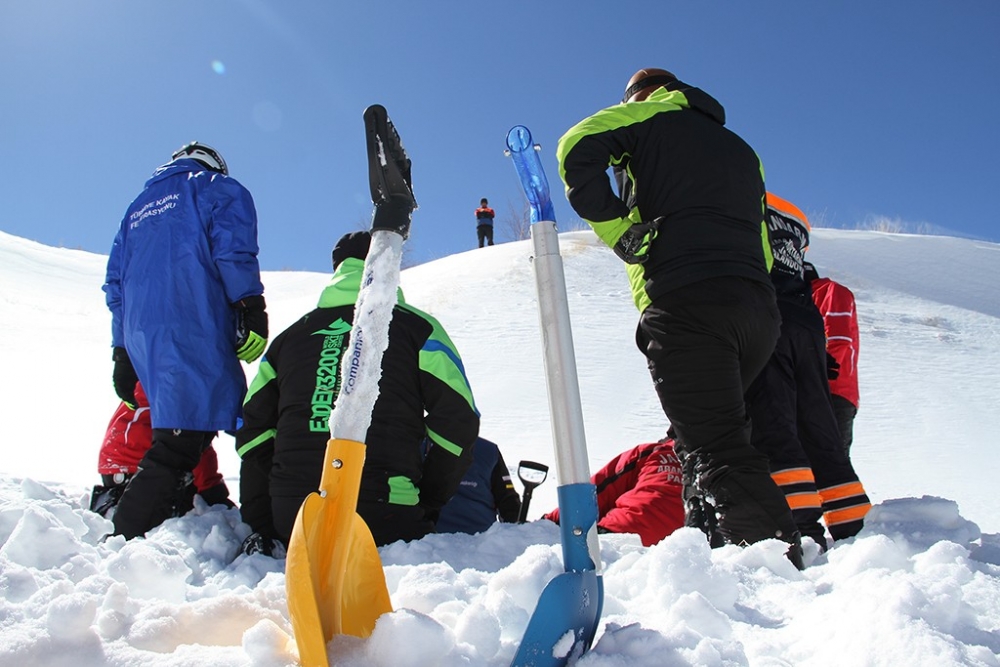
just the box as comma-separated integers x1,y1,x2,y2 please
804,261,861,456
744,193,871,549
475,197,495,247
556,67,803,567
433,436,521,534
236,231,480,554
103,141,267,540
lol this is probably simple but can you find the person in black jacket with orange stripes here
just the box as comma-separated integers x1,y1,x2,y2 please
236,231,479,553
557,68,802,567
744,193,871,549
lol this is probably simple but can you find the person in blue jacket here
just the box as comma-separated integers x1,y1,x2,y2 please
434,436,521,534
103,142,268,539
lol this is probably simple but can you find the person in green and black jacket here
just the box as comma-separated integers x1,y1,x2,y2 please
235,231,479,554
556,68,803,568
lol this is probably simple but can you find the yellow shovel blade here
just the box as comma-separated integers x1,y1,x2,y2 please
286,438,393,667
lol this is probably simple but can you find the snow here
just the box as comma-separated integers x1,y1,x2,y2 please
0,226,998,666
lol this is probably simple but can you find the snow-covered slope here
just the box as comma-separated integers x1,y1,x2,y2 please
3,227,997,531
1,227,999,666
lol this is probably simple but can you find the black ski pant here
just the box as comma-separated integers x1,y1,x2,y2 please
241,440,438,548
745,320,869,543
831,394,858,456
358,501,435,547
95,473,203,519
112,428,215,539
270,495,435,548
636,277,801,554
272,494,306,546
477,224,494,247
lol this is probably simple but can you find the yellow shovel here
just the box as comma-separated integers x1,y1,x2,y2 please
285,104,416,666
285,438,393,666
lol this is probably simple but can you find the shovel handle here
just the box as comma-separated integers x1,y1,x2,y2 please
518,487,535,524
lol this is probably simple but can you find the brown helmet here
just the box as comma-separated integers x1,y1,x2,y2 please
622,68,678,103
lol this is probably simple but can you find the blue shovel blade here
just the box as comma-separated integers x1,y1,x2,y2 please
510,570,602,667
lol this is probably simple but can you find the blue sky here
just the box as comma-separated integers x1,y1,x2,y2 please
2,1,997,271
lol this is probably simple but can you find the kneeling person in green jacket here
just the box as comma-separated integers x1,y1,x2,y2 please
236,231,480,555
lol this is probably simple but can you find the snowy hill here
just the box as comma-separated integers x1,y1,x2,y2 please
0,227,998,666
3,227,998,533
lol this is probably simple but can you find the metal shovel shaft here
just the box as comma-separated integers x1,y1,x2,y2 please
531,221,591,486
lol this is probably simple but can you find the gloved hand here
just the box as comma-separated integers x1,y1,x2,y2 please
826,352,840,380
111,346,139,408
372,193,416,237
239,532,284,558
198,482,236,508
613,217,662,264
365,105,416,238
420,505,441,525
234,295,268,362
89,481,128,518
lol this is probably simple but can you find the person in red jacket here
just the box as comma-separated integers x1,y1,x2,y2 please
91,381,234,518
543,438,684,547
804,262,860,456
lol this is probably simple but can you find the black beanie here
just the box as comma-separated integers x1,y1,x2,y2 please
332,231,372,269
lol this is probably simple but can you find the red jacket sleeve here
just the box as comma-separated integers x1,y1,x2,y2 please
597,442,684,546
811,278,860,406
544,442,686,547
542,445,641,524
98,381,152,475
192,445,225,492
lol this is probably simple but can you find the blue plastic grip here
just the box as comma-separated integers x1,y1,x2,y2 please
556,483,600,572
506,125,557,224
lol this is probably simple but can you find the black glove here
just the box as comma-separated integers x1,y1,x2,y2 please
420,505,441,525
89,482,128,518
234,295,268,362
613,217,662,264
239,532,283,557
365,104,416,238
112,347,139,408
372,193,416,237
826,352,840,380
198,482,236,508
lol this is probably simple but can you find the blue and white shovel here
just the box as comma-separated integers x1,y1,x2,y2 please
505,125,603,667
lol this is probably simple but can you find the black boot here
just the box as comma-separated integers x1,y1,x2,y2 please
680,450,726,549
707,468,805,570
785,532,805,570
111,428,211,539
111,464,190,539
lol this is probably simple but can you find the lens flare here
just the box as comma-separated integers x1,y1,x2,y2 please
211,60,226,75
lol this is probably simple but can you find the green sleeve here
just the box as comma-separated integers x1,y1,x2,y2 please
401,305,480,510
556,97,685,246
236,355,279,459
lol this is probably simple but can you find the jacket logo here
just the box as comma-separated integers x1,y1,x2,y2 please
129,193,179,229
308,318,351,432
657,454,682,483
311,319,353,337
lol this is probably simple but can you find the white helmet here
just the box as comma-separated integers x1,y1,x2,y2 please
171,141,228,175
